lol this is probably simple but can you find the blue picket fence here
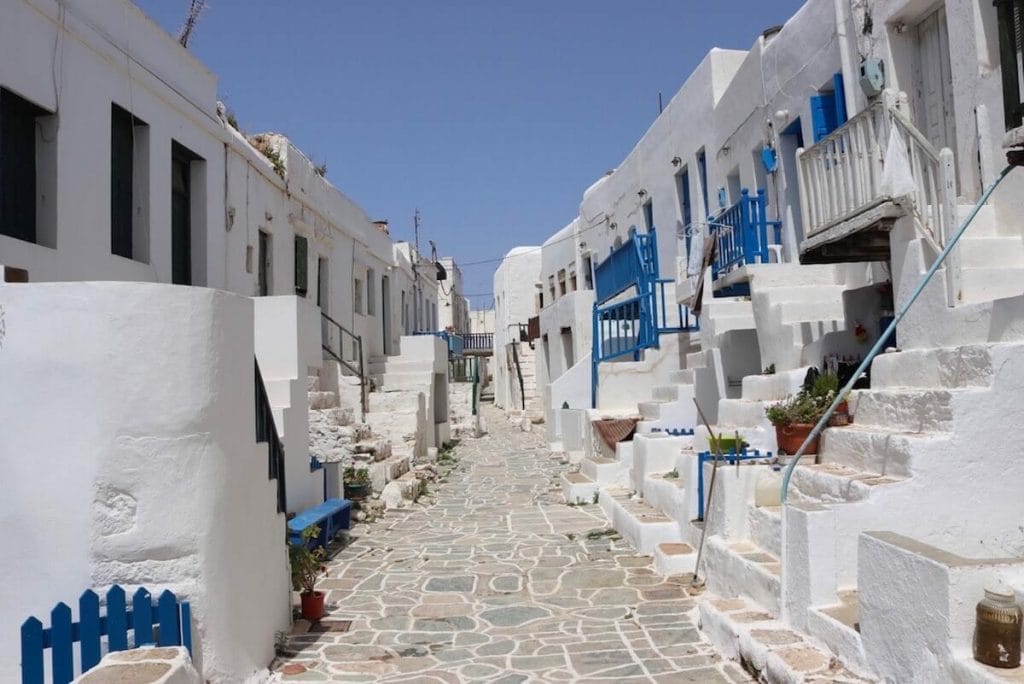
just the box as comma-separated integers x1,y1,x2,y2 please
710,189,782,279
21,586,192,684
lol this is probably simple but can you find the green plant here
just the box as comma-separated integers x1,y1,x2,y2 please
765,391,832,426
249,135,286,179
314,162,328,177
810,370,839,399
344,467,370,485
288,526,326,594
665,469,679,480
763,363,776,375
226,110,240,132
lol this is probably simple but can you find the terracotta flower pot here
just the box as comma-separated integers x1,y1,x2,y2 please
775,423,820,456
828,400,851,427
300,591,326,621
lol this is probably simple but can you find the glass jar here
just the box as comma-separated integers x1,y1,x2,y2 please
974,585,1022,669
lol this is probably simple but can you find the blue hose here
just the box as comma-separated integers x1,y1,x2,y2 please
780,165,1014,502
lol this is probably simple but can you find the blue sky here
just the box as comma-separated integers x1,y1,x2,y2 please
136,0,805,303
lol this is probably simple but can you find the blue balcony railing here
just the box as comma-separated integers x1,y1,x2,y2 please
594,227,659,304
710,189,781,278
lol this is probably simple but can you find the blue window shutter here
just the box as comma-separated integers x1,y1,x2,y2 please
833,72,848,125
810,94,837,142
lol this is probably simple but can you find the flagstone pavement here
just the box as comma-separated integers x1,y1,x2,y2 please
272,404,752,683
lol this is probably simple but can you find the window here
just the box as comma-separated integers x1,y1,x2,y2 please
642,200,654,231
726,168,742,206
258,230,271,296
366,268,376,315
569,270,577,292
110,104,149,261
696,148,709,218
294,235,308,296
1,88,56,246
561,327,574,368
538,292,544,311
170,142,201,286
583,254,594,290
558,269,567,296
549,275,556,302
354,277,364,315
676,168,693,257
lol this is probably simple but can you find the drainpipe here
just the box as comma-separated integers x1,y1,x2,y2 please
834,0,859,116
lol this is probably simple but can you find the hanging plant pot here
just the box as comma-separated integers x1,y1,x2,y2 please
775,423,820,456
300,591,326,621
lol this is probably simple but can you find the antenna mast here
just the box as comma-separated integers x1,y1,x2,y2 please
177,0,208,48
413,209,421,332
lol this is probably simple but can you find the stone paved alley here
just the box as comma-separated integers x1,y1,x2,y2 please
272,405,751,683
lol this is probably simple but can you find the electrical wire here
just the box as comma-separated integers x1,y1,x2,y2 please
458,218,609,268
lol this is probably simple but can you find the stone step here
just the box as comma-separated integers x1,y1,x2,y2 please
789,463,905,504
757,284,845,304
699,595,869,683
653,541,697,576
778,300,846,325
847,388,954,432
561,471,598,505
642,471,693,532
717,398,770,428
806,590,873,679
598,487,683,554
668,369,695,385
960,236,1024,269
748,505,782,559
818,424,944,477
580,456,629,487
741,368,808,401
703,537,781,617
306,374,321,392
960,266,1024,304
870,344,995,390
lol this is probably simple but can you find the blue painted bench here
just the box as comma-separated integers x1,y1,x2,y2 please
287,498,352,548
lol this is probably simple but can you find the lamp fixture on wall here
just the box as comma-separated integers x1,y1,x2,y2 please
638,188,648,198
671,156,682,167
609,222,618,230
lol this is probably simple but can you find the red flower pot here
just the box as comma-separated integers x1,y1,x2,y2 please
775,423,820,456
300,591,325,621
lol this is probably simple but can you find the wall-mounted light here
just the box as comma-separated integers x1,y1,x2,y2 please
670,156,682,167
609,222,618,230
638,188,648,198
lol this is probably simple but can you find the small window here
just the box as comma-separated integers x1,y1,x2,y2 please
110,104,149,262
354,277,364,315
294,235,308,296
583,254,594,290
1,88,57,247
258,230,272,296
558,269,567,296
642,200,654,231
569,270,577,292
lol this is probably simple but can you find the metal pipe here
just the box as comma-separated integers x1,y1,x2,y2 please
781,164,1014,501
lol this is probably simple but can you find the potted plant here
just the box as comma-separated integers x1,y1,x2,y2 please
289,525,327,621
344,467,371,500
764,371,840,455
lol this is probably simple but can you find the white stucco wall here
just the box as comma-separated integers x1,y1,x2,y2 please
493,247,541,411
0,282,289,683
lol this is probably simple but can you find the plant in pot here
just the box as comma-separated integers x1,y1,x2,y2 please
344,467,371,500
289,525,327,621
765,371,840,455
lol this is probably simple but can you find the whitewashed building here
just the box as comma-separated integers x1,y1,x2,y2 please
0,1,454,681
516,0,1024,680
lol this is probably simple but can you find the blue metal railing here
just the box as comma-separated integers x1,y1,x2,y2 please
415,330,464,357
590,227,698,407
595,227,659,304
711,188,775,278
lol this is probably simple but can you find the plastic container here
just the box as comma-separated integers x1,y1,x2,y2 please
973,584,1022,669
755,465,783,507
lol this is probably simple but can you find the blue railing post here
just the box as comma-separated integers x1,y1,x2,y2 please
756,189,770,264
591,301,599,408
